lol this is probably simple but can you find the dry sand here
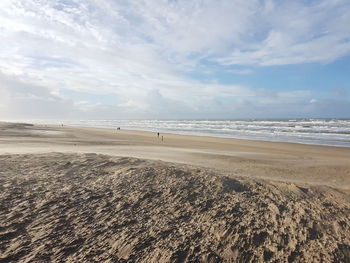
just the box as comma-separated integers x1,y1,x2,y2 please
0,122,350,262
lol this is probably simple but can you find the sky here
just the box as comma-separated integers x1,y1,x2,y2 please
0,0,350,120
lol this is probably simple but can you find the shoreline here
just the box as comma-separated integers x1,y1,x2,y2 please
3,119,350,148
58,126,350,149
2,120,350,150
1,121,350,190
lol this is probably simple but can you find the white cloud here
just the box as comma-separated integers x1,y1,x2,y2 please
228,69,254,75
0,72,76,118
215,1,350,66
2,72,349,119
0,0,349,119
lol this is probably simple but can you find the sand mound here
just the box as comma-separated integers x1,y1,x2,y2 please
0,153,349,262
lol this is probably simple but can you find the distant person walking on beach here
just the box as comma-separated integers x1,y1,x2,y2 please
161,135,163,142
157,132,160,138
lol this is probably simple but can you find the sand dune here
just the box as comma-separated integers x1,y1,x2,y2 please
1,153,349,262
0,122,350,262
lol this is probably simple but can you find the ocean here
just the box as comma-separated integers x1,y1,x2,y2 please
26,119,350,147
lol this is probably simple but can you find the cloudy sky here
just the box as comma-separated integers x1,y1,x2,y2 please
1,0,350,119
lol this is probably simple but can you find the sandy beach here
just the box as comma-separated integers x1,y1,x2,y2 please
1,122,350,262
1,122,350,190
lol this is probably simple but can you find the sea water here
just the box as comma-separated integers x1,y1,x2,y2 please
26,119,350,147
